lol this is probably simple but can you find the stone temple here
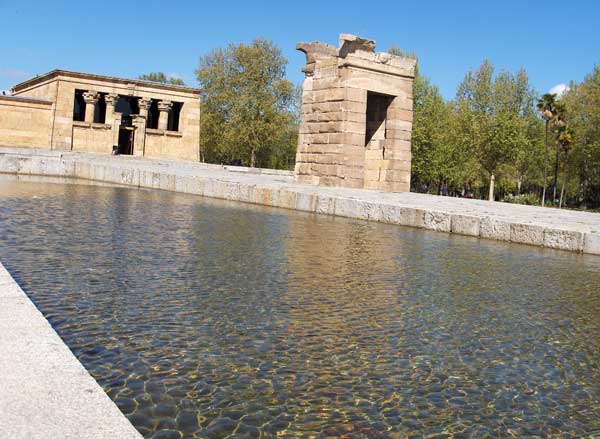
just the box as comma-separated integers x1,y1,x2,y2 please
0,34,416,193
294,34,417,192
0,70,200,160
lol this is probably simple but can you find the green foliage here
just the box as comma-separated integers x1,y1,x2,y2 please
409,57,599,208
411,58,540,200
503,193,540,205
561,66,600,208
196,38,298,168
387,45,417,60
138,72,185,86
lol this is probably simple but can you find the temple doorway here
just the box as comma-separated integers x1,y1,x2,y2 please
117,127,134,155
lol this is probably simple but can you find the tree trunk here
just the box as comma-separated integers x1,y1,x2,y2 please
517,175,522,194
559,152,568,209
250,148,256,168
553,141,560,202
542,121,549,207
488,172,495,202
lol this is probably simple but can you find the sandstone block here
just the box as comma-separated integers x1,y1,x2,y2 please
543,229,584,252
312,88,345,103
385,160,412,172
318,112,345,122
451,214,480,237
386,120,413,131
236,183,253,203
423,210,451,232
385,140,412,154
295,191,317,211
316,195,336,214
365,149,384,160
344,111,366,123
341,177,364,189
388,96,414,111
222,181,241,201
278,189,297,209
510,223,545,246
319,176,342,187
312,77,342,91
342,101,366,113
583,232,600,255
386,129,412,141
384,170,410,183
345,87,367,103
479,217,511,241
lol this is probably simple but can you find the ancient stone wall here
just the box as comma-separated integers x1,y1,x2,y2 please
10,71,201,161
295,34,416,192
0,96,53,149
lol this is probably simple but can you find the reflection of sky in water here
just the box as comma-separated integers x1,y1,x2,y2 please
0,178,599,439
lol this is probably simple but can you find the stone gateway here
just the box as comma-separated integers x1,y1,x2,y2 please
294,34,416,192
0,34,415,193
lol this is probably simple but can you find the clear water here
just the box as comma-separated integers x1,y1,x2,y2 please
0,177,599,439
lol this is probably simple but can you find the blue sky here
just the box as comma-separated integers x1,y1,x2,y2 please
1,0,598,99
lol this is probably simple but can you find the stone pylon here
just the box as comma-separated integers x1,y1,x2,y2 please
294,34,416,192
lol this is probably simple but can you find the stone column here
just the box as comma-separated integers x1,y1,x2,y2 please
83,91,100,123
131,114,147,157
104,94,119,151
138,97,152,118
104,94,119,125
157,100,172,130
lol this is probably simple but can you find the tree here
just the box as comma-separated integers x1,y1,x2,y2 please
536,93,557,206
138,72,185,86
562,65,600,209
389,46,475,196
552,100,567,201
557,127,574,208
456,61,536,201
387,45,417,60
196,38,297,168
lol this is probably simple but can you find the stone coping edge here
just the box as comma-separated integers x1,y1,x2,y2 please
0,150,598,256
0,261,143,438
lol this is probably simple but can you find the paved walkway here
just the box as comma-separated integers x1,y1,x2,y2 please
1,146,599,255
0,262,142,438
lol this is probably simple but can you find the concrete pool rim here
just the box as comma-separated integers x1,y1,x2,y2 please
1,146,598,256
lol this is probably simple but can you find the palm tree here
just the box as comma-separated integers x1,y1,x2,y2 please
537,93,557,207
552,101,567,201
558,127,574,208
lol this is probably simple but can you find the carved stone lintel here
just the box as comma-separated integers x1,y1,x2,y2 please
157,100,173,112
82,91,100,104
138,97,152,110
338,33,376,58
104,93,119,106
296,42,338,76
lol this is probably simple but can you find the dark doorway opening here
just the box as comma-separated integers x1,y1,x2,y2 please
365,92,394,147
72,90,86,121
147,99,160,129
115,96,140,127
117,127,134,155
94,93,107,124
168,102,183,131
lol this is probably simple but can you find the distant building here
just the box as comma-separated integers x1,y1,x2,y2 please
0,70,200,161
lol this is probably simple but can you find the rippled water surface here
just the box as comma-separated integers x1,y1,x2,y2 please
1,177,599,439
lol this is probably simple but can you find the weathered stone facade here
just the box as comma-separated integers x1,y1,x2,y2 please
295,34,416,192
1,70,201,161
0,95,53,149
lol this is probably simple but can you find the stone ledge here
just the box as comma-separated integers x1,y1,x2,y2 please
0,262,143,439
146,128,183,137
1,147,599,256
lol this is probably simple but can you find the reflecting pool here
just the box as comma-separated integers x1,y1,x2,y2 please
0,177,599,439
